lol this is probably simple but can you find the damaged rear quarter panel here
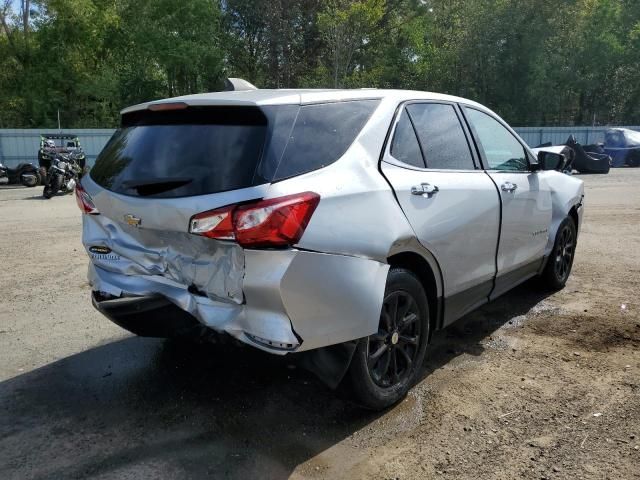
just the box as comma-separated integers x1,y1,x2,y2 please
277,251,389,351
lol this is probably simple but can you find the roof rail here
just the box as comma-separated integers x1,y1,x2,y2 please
224,78,258,91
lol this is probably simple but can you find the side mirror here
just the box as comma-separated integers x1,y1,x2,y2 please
537,151,565,171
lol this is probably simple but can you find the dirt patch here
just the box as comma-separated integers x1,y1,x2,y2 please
531,313,640,352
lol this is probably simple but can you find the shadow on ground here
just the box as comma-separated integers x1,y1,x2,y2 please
0,282,551,480
424,281,554,377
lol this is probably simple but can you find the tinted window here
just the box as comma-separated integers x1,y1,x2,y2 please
91,107,269,197
465,108,528,171
91,101,378,197
406,103,474,170
390,110,424,167
255,105,299,182
274,100,379,180
605,130,624,147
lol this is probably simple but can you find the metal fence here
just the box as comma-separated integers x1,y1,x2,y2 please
0,129,115,169
2,126,640,169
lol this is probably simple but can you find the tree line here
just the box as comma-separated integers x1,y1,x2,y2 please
1,0,639,128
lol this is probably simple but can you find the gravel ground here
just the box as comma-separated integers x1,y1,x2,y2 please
0,170,638,480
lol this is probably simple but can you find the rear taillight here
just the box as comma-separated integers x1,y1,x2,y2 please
75,184,99,215
190,192,320,248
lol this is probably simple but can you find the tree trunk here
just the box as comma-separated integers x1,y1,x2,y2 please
22,0,29,36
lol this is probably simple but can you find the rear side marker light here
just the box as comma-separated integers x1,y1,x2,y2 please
75,184,99,215
190,192,320,248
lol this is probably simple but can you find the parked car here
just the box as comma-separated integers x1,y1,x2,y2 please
603,128,640,167
77,84,584,409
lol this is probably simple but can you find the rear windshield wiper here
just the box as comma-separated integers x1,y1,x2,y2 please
122,177,193,196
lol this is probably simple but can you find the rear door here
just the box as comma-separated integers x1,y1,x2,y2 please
381,102,501,325
462,107,552,298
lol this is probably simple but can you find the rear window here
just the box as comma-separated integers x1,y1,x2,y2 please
91,100,379,198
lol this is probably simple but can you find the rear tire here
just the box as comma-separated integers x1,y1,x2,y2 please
20,174,38,187
344,268,430,410
540,216,577,290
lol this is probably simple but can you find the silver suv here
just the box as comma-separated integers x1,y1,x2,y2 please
77,86,584,409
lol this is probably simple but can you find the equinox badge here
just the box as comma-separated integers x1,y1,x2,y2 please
124,214,141,227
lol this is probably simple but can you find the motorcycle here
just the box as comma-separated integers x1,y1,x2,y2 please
0,162,42,187
42,152,82,199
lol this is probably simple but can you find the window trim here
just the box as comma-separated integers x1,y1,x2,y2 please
383,100,482,173
460,105,534,173
389,109,426,168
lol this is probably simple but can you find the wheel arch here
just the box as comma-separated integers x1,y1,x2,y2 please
387,249,443,334
568,204,579,238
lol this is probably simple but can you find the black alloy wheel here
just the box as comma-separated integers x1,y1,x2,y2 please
367,291,421,388
344,268,430,410
554,223,575,284
541,216,577,290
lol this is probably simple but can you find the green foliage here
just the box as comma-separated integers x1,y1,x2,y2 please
316,0,385,87
0,0,638,127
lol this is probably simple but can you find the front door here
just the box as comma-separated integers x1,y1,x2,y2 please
462,107,552,298
381,102,501,324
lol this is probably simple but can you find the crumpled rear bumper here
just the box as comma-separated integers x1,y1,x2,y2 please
89,249,388,355
91,292,207,338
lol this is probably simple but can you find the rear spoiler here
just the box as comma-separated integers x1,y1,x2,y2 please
121,78,262,116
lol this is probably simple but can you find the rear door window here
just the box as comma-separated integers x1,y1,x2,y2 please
406,103,475,170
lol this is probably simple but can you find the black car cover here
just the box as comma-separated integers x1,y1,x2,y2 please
565,135,611,174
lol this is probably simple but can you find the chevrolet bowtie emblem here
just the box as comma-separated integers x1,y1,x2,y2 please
124,214,141,227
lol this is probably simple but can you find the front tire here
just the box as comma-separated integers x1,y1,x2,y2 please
344,268,430,410
43,174,62,199
38,167,47,185
540,216,577,290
